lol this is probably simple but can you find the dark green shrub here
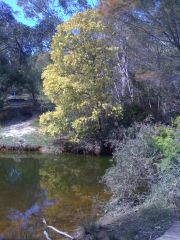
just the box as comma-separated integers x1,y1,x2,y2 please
123,103,148,125
148,116,180,207
153,117,180,171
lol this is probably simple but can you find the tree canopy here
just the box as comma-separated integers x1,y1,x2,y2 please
40,10,122,139
0,1,52,105
17,0,90,20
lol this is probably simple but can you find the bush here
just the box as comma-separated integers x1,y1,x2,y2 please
147,167,180,207
153,117,180,171
103,124,158,205
104,117,180,209
147,116,180,207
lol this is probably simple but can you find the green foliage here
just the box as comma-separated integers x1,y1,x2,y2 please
146,117,180,207
153,117,180,171
104,117,180,209
0,57,25,106
0,2,51,105
40,10,122,139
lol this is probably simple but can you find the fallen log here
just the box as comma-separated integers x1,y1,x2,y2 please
43,230,52,240
42,218,75,240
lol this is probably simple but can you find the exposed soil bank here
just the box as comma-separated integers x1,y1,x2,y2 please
0,111,51,153
0,106,115,155
77,203,180,240
1,119,37,137
53,138,114,156
0,140,114,155
0,115,114,155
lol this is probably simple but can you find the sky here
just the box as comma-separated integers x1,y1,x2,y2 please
3,0,35,26
3,0,98,27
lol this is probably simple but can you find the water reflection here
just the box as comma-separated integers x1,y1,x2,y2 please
0,153,110,238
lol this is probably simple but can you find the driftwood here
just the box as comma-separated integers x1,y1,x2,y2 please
42,218,75,240
43,230,52,240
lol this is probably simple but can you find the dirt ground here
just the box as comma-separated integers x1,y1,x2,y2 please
1,119,37,139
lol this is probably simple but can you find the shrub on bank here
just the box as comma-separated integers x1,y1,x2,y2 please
147,117,180,207
153,117,180,171
103,117,180,208
103,124,158,205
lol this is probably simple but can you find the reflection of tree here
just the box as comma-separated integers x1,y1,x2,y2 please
0,156,39,184
39,154,111,231
0,153,111,236
0,156,41,222
39,154,110,198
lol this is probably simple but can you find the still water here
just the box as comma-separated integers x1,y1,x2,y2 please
0,153,111,239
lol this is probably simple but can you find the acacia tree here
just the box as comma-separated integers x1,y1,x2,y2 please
40,10,122,139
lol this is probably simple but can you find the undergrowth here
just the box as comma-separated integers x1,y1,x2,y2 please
80,117,180,239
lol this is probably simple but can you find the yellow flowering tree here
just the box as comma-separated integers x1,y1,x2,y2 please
40,10,122,139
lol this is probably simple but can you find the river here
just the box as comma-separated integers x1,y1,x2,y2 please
0,153,111,239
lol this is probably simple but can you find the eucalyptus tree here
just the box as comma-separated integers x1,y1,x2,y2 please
17,0,90,19
99,0,180,119
100,0,180,56
0,2,44,104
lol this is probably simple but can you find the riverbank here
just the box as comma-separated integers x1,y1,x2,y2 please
0,117,54,152
1,110,179,240
78,120,180,240
78,204,180,240
0,116,114,155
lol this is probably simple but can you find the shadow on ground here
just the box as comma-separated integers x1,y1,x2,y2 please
82,207,180,240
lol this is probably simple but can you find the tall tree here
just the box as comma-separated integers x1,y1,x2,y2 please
40,10,122,139
0,2,45,104
17,0,92,51
99,0,180,119
99,0,138,101
100,0,180,53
